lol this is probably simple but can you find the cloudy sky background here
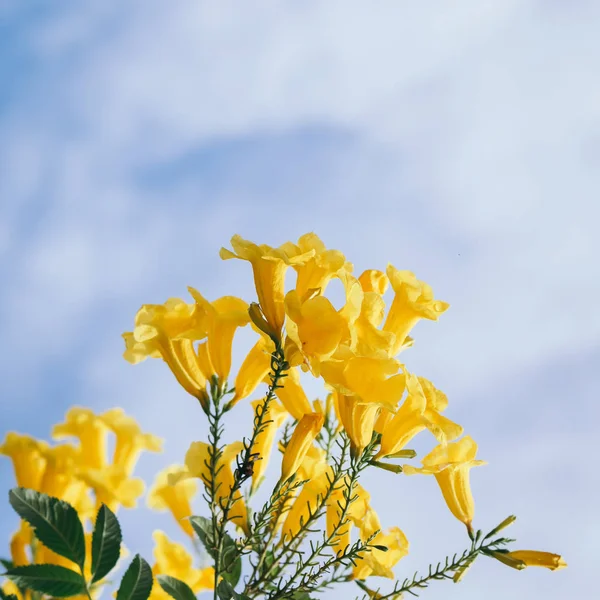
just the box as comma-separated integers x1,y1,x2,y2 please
1,1,598,598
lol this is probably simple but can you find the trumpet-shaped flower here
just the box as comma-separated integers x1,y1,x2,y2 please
229,337,273,407
187,289,249,381
220,235,314,343
353,526,409,580
249,399,288,493
383,266,449,355
502,550,567,571
280,413,325,484
0,433,47,490
52,407,109,470
274,366,313,420
377,374,462,459
336,393,381,456
148,465,198,537
101,408,163,476
354,291,396,358
174,441,249,534
404,436,486,531
150,531,214,599
123,298,208,400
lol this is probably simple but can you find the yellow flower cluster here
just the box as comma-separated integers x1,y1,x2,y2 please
0,407,161,599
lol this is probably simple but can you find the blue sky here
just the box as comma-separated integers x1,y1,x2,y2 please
1,1,598,598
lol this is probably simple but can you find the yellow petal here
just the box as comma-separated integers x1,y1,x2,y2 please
280,413,324,483
505,550,567,571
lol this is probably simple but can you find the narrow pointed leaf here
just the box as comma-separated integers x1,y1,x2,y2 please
9,488,85,568
91,504,122,583
116,554,153,600
0,559,14,570
4,564,86,597
156,575,197,600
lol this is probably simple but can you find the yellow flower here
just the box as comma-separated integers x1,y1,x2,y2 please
377,374,463,459
0,432,47,490
10,522,31,567
383,266,449,355
289,233,350,299
187,289,250,381
404,436,486,531
249,399,288,494
150,531,214,599
280,413,325,484
502,550,567,571
358,269,389,294
78,465,145,512
354,291,396,359
353,526,409,580
174,441,249,535
326,482,371,555
148,465,197,537
123,298,208,401
220,235,314,343
52,407,109,470
336,393,381,456
229,337,273,408
101,408,163,476
274,366,313,420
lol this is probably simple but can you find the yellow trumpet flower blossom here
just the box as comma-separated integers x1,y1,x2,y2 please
220,235,314,343
404,436,486,531
148,465,197,537
274,366,313,420
0,432,47,490
503,550,567,571
249,399,288,494
280,413,325,484
229,337,274,407
336,393,381,456
150,531,214,599
187,288,249,381
101,408,163,476
383,266,449,356
52,407,109,470
123,298,208,400
377,374,462,459
173,441,249,535
353,526,409,580
354,291,396,359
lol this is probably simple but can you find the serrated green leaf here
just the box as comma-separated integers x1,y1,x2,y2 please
4,564,86,597
91,504,122,583
9,488,85,568
189,516,216,558
156,575,197,600
216,580,250,600
116,554,153,600
0,558,14,571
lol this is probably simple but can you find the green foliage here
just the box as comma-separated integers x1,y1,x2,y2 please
116,554,154,600
156,575,197,600
9,488,86,568
91,504,123,583
216,579,250,600
3,564,86,597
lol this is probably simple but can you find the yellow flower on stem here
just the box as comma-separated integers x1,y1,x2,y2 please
0,433,47,490
101,408,163,476
173,441,249,535
78,465,145,512
249,399,288,494
279,413,325,484
501,550,567,571
383,266,449,355
123,298,209,402
52,407,109,470
377,374,463,459
220,235,314,343
353,526,410,580
336,393,381,456
147,465,197,537
229,337,274,408
274,366,313,420
150,531,214,599
187,288,250,382
404,436,486,533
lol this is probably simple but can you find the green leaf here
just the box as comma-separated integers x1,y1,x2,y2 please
91,504,122,583
189,516,216,558
156,575,197,600
215,580,250,600
189,516,240,587
9,488,85,568
4,564,86,597
116,554,153,600
0,559,14,571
